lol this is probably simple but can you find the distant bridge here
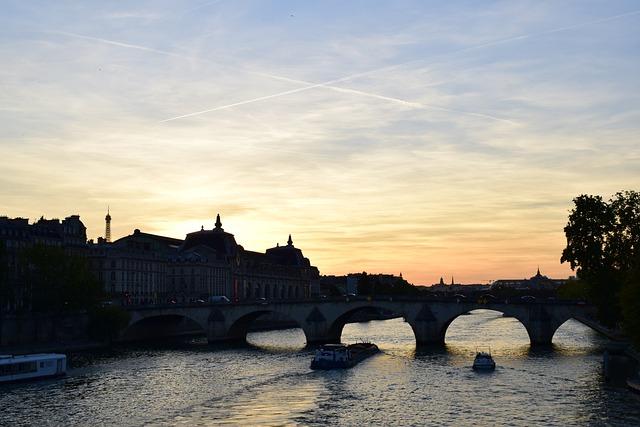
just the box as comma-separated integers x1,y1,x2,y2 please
122,298,595,346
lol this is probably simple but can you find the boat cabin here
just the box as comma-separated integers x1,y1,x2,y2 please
0,354,67,383
315,344,352,363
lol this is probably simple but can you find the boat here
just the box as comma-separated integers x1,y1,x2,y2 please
0,353,67,383
472,349,496,371
310,342,379,370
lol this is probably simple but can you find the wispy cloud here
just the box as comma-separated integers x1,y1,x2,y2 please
2,1,639,283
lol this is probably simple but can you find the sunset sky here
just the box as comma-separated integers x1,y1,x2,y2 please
1,1,639,284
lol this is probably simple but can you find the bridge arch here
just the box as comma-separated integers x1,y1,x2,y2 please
122,313,206,342
325,304,405,344
549,313,605,346
225,309,309,343
440,308,531,345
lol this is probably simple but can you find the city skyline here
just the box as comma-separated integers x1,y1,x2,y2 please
2,1,639,284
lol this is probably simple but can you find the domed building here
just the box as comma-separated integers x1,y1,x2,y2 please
165,215,319,303
88,213,319,305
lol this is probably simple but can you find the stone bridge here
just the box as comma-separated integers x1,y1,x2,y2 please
122,298,595,346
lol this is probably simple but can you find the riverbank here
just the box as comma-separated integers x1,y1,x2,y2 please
573,315,628,341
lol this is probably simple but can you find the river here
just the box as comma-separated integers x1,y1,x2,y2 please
1,309,639,426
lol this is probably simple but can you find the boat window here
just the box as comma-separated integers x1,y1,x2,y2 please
4,361,39,375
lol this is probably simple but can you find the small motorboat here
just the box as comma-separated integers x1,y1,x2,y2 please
472,348,496,371
0,353,67,383
310,342,379,370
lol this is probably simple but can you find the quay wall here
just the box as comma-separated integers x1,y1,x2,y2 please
0,312,91,349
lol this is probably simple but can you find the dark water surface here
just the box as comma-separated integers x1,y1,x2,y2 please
1,310,639,426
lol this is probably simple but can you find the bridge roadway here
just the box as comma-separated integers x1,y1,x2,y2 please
122,297,595,346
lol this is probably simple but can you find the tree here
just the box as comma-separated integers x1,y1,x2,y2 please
561,191,640,328
620,259,640,348
21,244,104,312
357,272,372,295
0,241,8,311
556,278,588,300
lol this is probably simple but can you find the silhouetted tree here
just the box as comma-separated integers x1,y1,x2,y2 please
357,272,419,296
357,272,372,295
556,278,588,300
561,191,640,328
620,256,640,348
21,244,103,312
0,241,8,311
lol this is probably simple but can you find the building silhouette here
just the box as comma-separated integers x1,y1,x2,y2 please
88,214,319,305
489,268,568,292
0,215,88,311
1,211,319,310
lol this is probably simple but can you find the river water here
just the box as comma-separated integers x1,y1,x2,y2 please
1,310,639,426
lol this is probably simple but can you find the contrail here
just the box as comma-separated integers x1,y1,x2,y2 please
338,87,519,125
159,84,329,122
251,74,518,125
159,8,640,123
48,29,504,123
47,30,189,59
47,8,640,124
158,66,437,123
447,8,640,55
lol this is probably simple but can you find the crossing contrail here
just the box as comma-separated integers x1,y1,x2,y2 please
159,8,640,123
244,74,519,125
46,29,515,124
47,7,640,125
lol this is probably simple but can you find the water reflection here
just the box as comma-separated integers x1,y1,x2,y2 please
246,328,307,352
2,311,640,426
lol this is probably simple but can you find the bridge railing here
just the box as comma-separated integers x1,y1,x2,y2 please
123,295,590,310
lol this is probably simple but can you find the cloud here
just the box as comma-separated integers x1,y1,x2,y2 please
1,0,639,283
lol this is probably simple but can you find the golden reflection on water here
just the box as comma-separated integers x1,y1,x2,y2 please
2,309,636,427
203,379,322,426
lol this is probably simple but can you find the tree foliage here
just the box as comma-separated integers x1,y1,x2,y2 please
357,272,419,296
21,244,104,312
556,278,589,300
561,191,640,333
0,241,9,311
620,259,640,348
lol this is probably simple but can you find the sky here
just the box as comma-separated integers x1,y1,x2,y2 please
1,1,639,284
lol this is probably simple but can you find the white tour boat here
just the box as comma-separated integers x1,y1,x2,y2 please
472,348,496,371
0,353,67,383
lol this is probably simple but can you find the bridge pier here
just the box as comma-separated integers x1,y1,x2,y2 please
409,321,447,346
525,322,559,346
206,323,244,343
302,321,341,345
522,306,563,346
